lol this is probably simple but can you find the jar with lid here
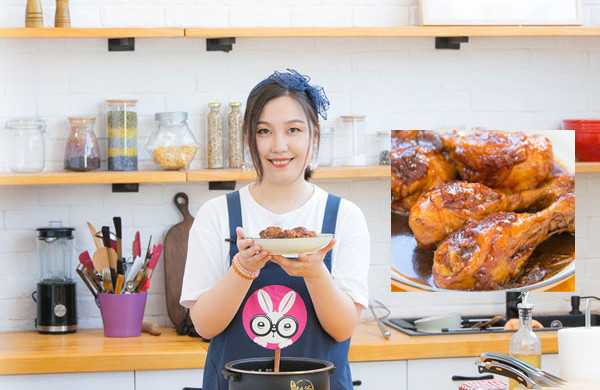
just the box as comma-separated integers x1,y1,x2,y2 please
341,115,367,166
146,112,199,170
228,102,244,168
64,117,100,172
207,102,224,169
106,99,138,171
318,127,334,166
377,130,391,165
509,294,541,390
6,117,46,173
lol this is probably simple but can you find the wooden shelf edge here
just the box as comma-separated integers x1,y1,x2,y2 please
185,26,600,38
0,27,184,38
0,171,186,185
575,162,600,173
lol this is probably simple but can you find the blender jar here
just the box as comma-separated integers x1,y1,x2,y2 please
6,117,46,173
36,221,75,282
146,112,199,170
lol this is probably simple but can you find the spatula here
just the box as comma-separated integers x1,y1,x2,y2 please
87,221,103,251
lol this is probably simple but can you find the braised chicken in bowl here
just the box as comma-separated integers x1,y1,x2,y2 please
391,130,575,291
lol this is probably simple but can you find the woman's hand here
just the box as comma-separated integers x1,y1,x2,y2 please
271,239,336,280
235,227,271,273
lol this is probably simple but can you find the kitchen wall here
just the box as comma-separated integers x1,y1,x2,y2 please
1,1,599,331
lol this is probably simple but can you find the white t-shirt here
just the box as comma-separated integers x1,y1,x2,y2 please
180,184,370,309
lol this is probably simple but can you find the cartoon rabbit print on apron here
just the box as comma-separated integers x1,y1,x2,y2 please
242,284,308,349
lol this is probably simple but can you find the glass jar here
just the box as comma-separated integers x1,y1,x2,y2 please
341,115,366,166
228,102,244,168
6,117,46,173
146,112,199,170
64,117,100,172
377,130,391,165
207,102,224,169
318,127,334,166
106,99,138,171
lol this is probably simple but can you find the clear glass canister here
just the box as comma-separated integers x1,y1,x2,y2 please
341,115,367,166
6,117,46,173
377,130,391,165
318,127,334,166
106,99,138,171
228,102,244,168
64,117,100,172
207,102,224,169
146,112,199,170
36,221,75,283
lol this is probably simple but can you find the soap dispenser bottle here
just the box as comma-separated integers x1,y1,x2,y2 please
508,293,541,390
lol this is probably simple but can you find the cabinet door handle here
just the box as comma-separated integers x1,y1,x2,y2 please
182,387,202,390
352,379,362,386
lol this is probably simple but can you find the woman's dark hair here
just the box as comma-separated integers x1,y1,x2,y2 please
243,81,320,182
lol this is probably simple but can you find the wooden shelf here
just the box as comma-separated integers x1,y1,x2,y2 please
0,27,184,38
1,26,600,39
185,26,600,38
576,162,600,173
0,166,389,186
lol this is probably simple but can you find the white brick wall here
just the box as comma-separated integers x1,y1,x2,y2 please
0,2,599,331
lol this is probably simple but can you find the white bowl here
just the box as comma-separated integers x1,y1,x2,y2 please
414,313,462,332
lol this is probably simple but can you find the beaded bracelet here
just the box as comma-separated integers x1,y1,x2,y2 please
232,254,260,280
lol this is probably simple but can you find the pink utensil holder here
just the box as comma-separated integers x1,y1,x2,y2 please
98,292,147,337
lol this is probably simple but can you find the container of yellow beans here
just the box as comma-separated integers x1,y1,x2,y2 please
146,112,199,170
106,99,138,171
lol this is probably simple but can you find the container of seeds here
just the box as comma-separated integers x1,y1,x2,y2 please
106,99,138,171
146,112,199,170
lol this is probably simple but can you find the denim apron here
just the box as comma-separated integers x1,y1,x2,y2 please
201,190,351,390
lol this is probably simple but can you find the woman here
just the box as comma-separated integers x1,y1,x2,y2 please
180,69,370,390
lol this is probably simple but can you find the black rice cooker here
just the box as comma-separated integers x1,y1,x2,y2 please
223,357,335,390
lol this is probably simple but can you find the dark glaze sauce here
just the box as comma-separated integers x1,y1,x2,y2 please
391,163,574,291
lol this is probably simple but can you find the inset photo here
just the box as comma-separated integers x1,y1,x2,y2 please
391,130,575,292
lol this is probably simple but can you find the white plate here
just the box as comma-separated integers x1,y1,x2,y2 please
250,234,334,256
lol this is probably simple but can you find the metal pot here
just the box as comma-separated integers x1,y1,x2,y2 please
223,357,335,390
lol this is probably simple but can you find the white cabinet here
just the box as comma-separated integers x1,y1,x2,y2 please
0,371,134,390
350,361,407,390
135,368,204,390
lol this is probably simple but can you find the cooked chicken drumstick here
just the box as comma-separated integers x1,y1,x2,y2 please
432,193,574,290
391,130,456,213
409,175,574,249
441,130,554,193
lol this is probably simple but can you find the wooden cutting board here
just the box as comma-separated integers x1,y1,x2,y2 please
164,192,194,327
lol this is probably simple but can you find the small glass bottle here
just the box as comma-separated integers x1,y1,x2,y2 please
228,102,244,169
64,117,100,172
509,297,541,390
207,102,224,169
106,99,138,171
146,112,199,170
318,127,334,166
6,117,46,173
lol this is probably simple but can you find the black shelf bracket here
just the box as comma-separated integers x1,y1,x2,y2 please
435,36,468,50
108,37,135,52
112,183,139,192
209,181,236,191
206,37,236,52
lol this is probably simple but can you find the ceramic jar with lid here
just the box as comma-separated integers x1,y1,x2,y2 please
106,99,138,171
207,103,224,169
6,117,46,173
64,117,100,171
146,112,199,170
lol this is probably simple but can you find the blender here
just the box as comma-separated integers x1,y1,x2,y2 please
33,221,77,334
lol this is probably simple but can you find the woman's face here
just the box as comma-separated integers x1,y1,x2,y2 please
255,95,312,186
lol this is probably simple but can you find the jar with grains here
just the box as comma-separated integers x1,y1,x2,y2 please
146,112,199,170
106,99,138,171
6,117,46,173
64,117,100,172
377,130,391,165
318,127,334,166
207,102,224,169
228,102,243,168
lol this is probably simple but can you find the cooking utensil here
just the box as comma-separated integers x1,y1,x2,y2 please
164,192,195,327
78,251,94,273
477,361,539,388
368,302,391,339
471,315,505,329
87,221,103,251
274,347,281,373
101,226,118,285
76,264,98,303
133,231,141,259
102,268,113,293
478,352,565,388
114,274,124,294
113,216,122,261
